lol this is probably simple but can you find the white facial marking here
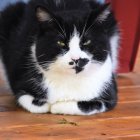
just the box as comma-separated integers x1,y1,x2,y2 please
69,29,81,59
68,28,88,60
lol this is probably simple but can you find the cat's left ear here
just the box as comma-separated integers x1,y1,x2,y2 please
36,6,53,22
96,3,111,23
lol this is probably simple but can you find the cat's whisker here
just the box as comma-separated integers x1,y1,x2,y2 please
39,60,55,64
84,21,96,35
91,60,102,65
63,27,67,38
23,69,38,76
23,61,37,66
37,54,45,58
22,64,38,70
94,99,117,103
80,13,90,38
53,18,66,38
103,50,109,53
57,30,65,38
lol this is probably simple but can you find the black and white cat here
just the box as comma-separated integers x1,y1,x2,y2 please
0,0,119,115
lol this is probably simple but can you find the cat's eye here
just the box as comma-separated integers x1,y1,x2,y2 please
83,40,91,46
57,41,66,47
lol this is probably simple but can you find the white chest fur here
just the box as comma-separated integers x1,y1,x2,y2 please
42,56,112,104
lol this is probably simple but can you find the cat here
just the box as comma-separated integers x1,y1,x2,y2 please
0,0,119,115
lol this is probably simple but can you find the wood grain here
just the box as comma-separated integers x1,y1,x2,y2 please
0,48,140,140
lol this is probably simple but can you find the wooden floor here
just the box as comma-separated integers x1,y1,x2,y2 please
0,48,140,140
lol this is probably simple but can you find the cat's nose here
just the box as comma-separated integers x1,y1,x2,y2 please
72,59,79,64
78,58,89,67
69,58,78,66
71,56,80,62
69,58,89,67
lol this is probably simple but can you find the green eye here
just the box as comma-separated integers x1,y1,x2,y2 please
83,40,91,46
57,41,65,47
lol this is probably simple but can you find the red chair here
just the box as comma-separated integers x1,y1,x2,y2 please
107,0,140,73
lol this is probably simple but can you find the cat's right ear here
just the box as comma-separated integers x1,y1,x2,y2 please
36,6,53,22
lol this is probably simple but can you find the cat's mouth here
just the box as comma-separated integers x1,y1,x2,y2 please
72,66,84,74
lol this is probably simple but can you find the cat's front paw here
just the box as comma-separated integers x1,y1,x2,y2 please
18,95,50,113
50,101,84,115
50,100,107,115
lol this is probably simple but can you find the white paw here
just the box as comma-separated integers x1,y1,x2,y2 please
50,101,83,115
18,95,50,113
51,102,64,114
50,101,105,115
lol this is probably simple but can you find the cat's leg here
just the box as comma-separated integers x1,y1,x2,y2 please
17,90,50,113
50,100,106,115
77,99,111,115
51,97,116,115
51,77,117,115
51,101,85,115
78,79,117,115
78,78,118,115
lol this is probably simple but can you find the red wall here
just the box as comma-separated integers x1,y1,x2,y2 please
107,0,140,73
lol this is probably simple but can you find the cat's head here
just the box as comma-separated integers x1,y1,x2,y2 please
32,0,119,75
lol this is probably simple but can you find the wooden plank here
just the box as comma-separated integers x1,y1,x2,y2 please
118,87,140,103
117,73,140,87
0,101,140,129
0,117,139,140
110,136,140,140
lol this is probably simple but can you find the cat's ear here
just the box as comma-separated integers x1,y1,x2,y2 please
36,6,52,22
86,4,111,27
96,3,111,23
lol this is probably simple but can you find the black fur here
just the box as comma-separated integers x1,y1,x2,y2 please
78,75,117,113
0,0,118,114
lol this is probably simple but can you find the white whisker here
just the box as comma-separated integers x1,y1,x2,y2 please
91,60,103,65
80,13,91,38
57,30,65,38
37,54,45,58
84,21,96,35
103,50,109,53
53,18,66,38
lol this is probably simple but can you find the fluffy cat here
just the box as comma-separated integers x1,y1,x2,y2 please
0,0,119,115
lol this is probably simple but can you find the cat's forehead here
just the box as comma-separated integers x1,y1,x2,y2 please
56,10,88,28
56,10,88,18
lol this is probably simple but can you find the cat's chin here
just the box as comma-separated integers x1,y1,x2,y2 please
61,67,89,76
54,67,85,75
72,66,84,74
